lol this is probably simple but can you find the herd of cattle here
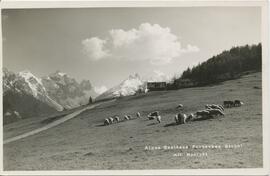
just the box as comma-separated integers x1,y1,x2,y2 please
103,100,244,126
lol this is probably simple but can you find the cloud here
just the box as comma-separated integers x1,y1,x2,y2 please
147,70,172,82
110,28,138,48
154,70,167,78
181,44,200,53
94,86,108,95
82,37,109,60
82,23,199,65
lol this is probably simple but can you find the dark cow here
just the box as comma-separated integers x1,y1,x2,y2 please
148,116,156,120
223,101,234,108
114,116,120,122
148,111,159,120
234,100,243,107
104,118,110,126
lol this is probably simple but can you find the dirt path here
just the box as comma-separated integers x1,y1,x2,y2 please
4,102,103,145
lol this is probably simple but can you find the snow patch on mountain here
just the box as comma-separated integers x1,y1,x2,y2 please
94,86,108,95
57,72,66,77
96,73,145,100
3,68,96,113
19,70,44,97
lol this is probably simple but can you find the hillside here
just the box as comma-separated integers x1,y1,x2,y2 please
170,43,261,88
3,91,57,125
4,72,262,170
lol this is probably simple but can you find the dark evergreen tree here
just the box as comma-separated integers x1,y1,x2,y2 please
88,96,93,104
172,43,261,87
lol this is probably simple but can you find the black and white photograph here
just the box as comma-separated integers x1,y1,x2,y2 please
0,1,269,175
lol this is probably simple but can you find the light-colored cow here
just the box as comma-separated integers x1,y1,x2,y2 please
205,104,224,111
156,115,161,123
124,115,129,120
195,110,210,118
109,117,114,124
177,104,183,108
207,109,224,116
175,113,187,124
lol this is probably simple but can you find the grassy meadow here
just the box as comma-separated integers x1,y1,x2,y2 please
3,72,262,170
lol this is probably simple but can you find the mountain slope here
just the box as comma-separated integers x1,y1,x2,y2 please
3,90,57,125
96,74,146,101
3,68,96,123
3,69,64,111
42,71,94,109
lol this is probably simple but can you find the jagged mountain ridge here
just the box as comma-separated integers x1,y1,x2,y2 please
96,73,146,101
3,68,96,122
42,71,94,109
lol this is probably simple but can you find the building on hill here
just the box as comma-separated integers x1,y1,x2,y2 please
147,82,167,91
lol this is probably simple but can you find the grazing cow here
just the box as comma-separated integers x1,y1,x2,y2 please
149,111,159,116
104,118,110,125
156,116,161,123
136,112,141,118
218,104,225,111
205,104,223,111
223,101,234,108
210,104,224,111
205,104,211,109
177,104,183,109
186,113,195,122
114,116,120,122
148,111,159,120
109,117,114,124
175,113,187,124
124,115,129,120
207,109,224,116
148,116,156,120
127,115,132,119
234,100,243,107
175,115,178,123
195,110,210,118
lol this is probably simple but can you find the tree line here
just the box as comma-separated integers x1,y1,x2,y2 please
168,43,262,89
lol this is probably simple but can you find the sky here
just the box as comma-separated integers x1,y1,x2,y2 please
2,7,261,93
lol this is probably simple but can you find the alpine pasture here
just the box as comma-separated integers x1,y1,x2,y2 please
4,72,262,170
